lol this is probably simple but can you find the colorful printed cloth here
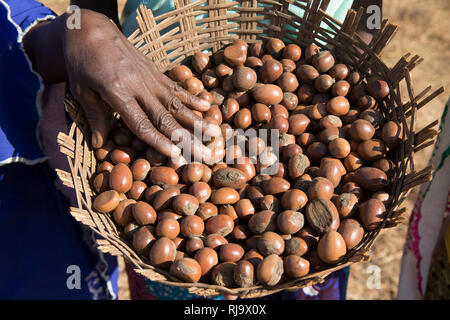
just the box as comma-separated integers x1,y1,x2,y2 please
398,99,450,299
125,262,349,300
0,0,118,299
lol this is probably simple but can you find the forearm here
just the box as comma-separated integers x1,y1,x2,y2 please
70,0,119,26
23,14,68,83
23,10,117,83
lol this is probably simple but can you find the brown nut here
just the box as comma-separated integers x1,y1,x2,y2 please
188,181,211,203
194,247,219,278
381,121,402,148
277,210,304,235
169,65,193,83
251,103,271,123
232,66,257,91
184,77,204,95
234,157,256,181
334,193,358,219
111,199,135,227
130,159,151,181
253,84,283,105
263,177,291,196
288,114,310,135
265,38,285,57
204,234,228,250
258,231,285,256
172,194,200,216
93,190,121,214
219,243,245,262
132,201,157,225
152,187,180,211
213,167,247,190
93,171,110,194
283,44,302,61
350,119,376,141
284,255,310,278
281,189,308,211
306,142,329,163
145,146,167,166
132,226,156,256
233,108,252,129
288,154,310,180
312,50,335,73
308,177,334,200
329,64,349,80
296,64,319,83
128,181,147,201
170,258,202,283
277,72,299,92
366,77,390,100
372,158,395,179
326,96,350,116
317,231,346,264
181,215,205,238
185,237,204,255
259,194,281,212
150,166,179,187
156,219,180,239
205,214,234,236
270,114,289,134
196,202,218,220
337,218,364,249
344,152,364,172
248,210,277,234
305,198,337,234
256,254,284,286
285,237,309,256
314,74,334,93
224,45,246,67
149,237,177,269
235,198,255,219
328,138,351,159
211,187,240,205
359,198,386,231
234,260,255,288
357,139,387,161
109,163,133,194
211,262,236,287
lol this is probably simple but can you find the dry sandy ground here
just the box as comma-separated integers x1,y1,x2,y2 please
38,0,449,300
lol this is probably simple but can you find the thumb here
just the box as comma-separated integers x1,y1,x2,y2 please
78,90,112,149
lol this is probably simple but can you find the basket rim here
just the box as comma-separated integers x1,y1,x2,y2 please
56,0,443,298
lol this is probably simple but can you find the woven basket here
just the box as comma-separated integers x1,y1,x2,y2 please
56,0,444,298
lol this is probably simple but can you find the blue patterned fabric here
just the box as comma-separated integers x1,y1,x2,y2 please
0,0,118,299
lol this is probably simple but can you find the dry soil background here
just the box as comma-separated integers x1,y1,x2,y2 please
38,0,449,300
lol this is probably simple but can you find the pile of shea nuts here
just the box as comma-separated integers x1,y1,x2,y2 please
92,38,402,288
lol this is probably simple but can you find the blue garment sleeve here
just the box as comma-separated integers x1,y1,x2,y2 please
0,0,55,165
4,0,55,32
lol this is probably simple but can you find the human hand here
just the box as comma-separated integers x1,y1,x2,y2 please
62,10,221,162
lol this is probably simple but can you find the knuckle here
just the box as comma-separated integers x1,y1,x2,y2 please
134,117,154,135
156,111,178,132
166,96,184,114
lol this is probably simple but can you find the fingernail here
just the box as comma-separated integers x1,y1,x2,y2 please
199,99,211,109
91,131,100,148
170,145,181,159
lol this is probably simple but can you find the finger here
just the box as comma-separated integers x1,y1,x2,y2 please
106,94,180,158
138,96,213,163
165,79,211,112
164,95,222,140
77,89,112,149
